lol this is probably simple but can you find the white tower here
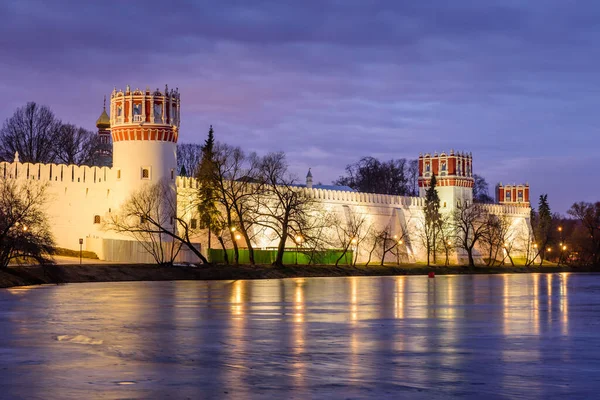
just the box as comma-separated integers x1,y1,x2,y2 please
109,85,180,207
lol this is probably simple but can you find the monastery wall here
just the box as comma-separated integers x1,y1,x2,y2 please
1,160,118,252
176,177,531,265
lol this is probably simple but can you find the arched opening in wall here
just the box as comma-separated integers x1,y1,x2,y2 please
93,215,101,224
190,219,197,229
141,168,150,180
443,202,447,208
117,169,121,180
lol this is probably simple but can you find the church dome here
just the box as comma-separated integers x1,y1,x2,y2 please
96,108,110,130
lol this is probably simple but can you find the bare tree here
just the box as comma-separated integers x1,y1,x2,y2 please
211,143,264,264
334,156,412,195
54,124,105,166
481,214,515,266
177,143,203,177
0,178,55,268
407,159,419,196
436,213,455,266
253,152,319,267
332,207,370,266
567,202,600,265
104,179,209,265
0,102,62,163
453,202,490,267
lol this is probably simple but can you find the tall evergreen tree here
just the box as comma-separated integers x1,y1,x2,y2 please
423,173,441,265
196,125,220,258
534,194,553,265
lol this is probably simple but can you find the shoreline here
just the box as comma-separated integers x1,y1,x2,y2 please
1,263,598,289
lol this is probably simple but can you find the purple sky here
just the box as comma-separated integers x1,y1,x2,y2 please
1,1,598,213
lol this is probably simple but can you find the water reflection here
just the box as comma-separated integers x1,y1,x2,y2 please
0,273,585,399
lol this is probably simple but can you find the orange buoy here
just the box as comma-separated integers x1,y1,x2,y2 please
428,271,435,278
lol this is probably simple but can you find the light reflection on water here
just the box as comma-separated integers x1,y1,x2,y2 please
0,273,596,399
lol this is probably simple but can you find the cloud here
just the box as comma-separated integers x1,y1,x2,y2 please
1,0,599,212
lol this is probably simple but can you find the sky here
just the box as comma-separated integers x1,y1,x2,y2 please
1,0,598,213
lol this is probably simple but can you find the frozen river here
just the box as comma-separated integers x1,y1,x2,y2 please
0,273,598,399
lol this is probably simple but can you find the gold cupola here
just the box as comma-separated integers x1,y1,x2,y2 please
96,96,111,130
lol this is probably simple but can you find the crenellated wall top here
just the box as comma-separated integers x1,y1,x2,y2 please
0,160,113,184
176,176,426,208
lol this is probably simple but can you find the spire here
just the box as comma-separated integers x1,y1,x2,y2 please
306,168,313,189
14,151,19,163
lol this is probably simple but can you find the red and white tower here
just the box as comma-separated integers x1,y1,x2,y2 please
496,183,530,206
109,85,180,206
418,150,474,209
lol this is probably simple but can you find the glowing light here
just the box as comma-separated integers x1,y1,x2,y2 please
547,247,552,252
295,235,303,244
562,245,567,251
351,237,357,245
558,226,563,232
399,240,403,245
22,225,28,232
393,235,398,239
230,227,236,232
235,234,241,241
533,243,538,249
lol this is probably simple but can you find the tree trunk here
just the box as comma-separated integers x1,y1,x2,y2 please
217,236,229,264
336,243,350,267
274,221,289,267
240,227,255,265
232,239,239,265
275,234,287,267
467,248,475,267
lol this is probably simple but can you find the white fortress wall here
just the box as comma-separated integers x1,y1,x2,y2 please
0,160,532,265
1,160,115,250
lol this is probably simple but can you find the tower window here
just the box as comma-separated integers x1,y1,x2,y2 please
190,219,197,229
117,169,121,180
171,169,174,180
142,168,150,179
93,215,101,224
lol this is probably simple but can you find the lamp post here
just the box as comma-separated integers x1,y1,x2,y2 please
78,238,83,265
351,237,358,265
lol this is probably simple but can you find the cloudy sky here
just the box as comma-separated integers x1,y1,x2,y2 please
1,0,598,213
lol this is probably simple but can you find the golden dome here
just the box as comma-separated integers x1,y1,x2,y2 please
96,107,110,130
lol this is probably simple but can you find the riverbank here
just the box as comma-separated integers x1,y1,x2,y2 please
1,262,598,289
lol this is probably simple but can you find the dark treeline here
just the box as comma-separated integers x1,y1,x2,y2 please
0,102,111,166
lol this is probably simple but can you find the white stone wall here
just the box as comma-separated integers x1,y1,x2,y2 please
1,160,532,265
